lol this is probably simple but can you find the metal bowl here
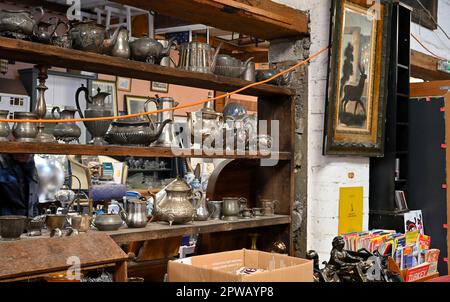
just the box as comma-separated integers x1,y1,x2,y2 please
93,214,123,231
45,214,68,231
0,215,27,240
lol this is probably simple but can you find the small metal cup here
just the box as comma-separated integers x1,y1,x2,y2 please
207,200,222,220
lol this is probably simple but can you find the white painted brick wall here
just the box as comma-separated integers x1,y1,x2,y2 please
274,0,370,262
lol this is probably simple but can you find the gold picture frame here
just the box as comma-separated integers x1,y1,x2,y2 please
323,0,391,156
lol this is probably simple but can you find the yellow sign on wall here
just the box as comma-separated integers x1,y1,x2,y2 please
338,187,363,234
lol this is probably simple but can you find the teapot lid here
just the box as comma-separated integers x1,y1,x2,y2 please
166,177,191,192
112,117,149,126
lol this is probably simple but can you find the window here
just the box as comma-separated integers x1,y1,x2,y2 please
402,0,438,30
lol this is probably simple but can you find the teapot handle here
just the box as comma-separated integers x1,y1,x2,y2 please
51,106,61,119
144,97,159,127
53,19,70,37
75,84,90,118
32,6,45,23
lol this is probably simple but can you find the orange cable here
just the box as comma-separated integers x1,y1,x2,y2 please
0,46,329,123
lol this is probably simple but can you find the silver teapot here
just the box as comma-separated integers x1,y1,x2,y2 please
152,177,197,226
32,17,60,44
70,20,123,54
0,7,44,40
75,84,112,145
119,200,148,228
130,35,176,64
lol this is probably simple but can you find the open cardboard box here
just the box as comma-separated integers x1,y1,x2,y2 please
167,249,313,282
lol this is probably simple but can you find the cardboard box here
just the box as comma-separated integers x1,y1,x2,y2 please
167,249,313,282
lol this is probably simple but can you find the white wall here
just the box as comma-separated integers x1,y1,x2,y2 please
410,0,450,60
274,0,370,262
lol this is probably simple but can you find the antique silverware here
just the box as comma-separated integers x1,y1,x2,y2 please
32,16,59,44
119,200,148,228
93,214,123,231
75,84,112,145
45,214,68,231
214,55,253,78
207,200,222,220
70,20,122,54
0,7,44,40
222,197,245,221
12,112,38,142
52,106,81,143
110,25,130,59
259,199,279,216
152,177,196,226
177,42,221,73
251,207,264,217
0,215,27,240
0,110,10,141
130,35,176,64
148,96,180,148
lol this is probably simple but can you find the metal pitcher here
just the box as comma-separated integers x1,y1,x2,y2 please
51,106,81,143
12,112,38,142
207,200,222,220
177,42,221,73
259,198,279,216
193,192,209,221
33,16,59,44
119,200,148,228
0,110,10,141
75,84,112,145
222,197,246,221
147,96,180,148
110,25,130,59
186,100,223,147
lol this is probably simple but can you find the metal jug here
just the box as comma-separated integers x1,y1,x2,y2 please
75,84,112,145
110,25,130,59
207,200,222,220
193,191,209,221
119,200,148,228
177,42,221,73
51,106,81,143
0,110,10,141
12,112,38,142
147,96,180,148
222,197,246,221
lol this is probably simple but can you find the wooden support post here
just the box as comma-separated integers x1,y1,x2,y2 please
114,261,128,282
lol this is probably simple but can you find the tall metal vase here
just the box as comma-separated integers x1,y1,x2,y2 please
149,97,179,148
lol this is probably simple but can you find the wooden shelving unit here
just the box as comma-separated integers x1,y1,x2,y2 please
104,215,290,244
0,142,291,160
0,0,297,280
0,37,294,97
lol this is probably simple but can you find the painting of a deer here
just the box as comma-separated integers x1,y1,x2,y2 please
341,63,367,115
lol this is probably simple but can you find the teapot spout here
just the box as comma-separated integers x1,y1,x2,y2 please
154,118,172,138
162,36,177,56
102,25,125,53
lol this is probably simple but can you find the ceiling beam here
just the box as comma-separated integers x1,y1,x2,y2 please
111,0,308,40
411,49,450,81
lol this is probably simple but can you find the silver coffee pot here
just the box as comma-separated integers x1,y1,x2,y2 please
51,106,81,143
147,96,180,148
75,84,112,145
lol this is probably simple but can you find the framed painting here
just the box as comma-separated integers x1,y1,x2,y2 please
117,77,132,91
89,79,118,116
125,95,157,120
323,0,391,156
150,81,169,93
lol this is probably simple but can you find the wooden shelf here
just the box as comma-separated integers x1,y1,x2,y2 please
0,142,291,160
0,37,295,97
103,215,291,244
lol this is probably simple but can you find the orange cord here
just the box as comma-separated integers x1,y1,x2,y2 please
0,46,329,123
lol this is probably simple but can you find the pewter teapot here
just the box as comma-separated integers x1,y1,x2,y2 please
186,101,223,147
70,20,123,54
130,35,177,64
0,7,44,39
33,17,60,44
119,200,148,228
75,84,112,145
152,177,198,226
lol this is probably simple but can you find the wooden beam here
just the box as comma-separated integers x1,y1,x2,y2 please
111,0,308,40
411,50,450,81
410,80,450,97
